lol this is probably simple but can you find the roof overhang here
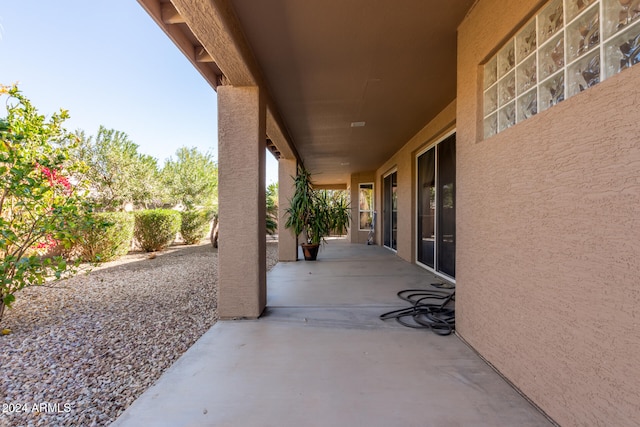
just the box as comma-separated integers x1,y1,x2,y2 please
138,0,475,185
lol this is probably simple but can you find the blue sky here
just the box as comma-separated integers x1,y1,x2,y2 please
0,0,278,184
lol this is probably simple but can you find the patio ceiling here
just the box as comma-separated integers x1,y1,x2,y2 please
138,0,475,185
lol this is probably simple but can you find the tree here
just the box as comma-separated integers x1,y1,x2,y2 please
161,146,218,210
0,84,102,322
75,126,160,210
266,182,278,235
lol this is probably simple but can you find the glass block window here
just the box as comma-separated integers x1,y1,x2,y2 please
483,0,640,139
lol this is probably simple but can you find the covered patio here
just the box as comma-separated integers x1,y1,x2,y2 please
112,240,552,427
131,0,640,424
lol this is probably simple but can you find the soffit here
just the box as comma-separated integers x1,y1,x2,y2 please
140,0,474,185
229,0,474,185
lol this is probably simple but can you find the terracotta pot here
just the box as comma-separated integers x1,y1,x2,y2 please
301,243,320,261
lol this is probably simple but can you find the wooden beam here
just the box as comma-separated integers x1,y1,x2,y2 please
138,0,219,89
161,2,185,24
196,47,215,63
139,0,300,163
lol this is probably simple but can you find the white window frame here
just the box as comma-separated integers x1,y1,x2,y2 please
358,182,374,231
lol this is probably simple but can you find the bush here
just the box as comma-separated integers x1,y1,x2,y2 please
180,209,212,245
0,84,103,322
76,212,134,262
134,209,181,252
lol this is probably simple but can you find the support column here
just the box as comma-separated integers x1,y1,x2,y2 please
217,86,266,319
278,158,298,261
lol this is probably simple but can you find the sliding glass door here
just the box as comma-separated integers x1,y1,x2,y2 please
417,149,435,268
437,136,455,277
383,171,397,250
417,133,456,279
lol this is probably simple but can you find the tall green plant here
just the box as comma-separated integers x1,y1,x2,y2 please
284,166,351,245
320,190,350,236
0,84,102,322
266,182,278,235
284,166,317,244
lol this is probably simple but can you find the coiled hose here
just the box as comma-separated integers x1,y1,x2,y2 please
379,286,455,336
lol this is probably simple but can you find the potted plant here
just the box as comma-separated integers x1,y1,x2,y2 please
284,166,350,260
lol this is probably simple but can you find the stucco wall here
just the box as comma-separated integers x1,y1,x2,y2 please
218,85,267,319
456,1,640,425
375,102,456,263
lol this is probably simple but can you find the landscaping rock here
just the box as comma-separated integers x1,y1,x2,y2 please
0,241,279,427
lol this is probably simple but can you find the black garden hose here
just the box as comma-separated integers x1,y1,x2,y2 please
380,286,455,336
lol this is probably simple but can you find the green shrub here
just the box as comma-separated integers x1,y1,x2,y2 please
134,209,181,252
77,212,134,262
180,209,212,245
0,84,104,322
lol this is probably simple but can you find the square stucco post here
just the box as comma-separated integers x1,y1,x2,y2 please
278,158,298,261
217,85,266,319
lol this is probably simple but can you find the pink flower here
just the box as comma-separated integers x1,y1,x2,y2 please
34,235,57,250
35,162,73,194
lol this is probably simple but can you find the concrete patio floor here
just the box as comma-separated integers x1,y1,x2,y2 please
112,239,554,427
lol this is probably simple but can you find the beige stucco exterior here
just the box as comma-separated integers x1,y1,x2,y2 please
454,1,640,425
278,158,298,261
367,2,640,424
217,85,267,319
216,6,640,417
140,1,640,424
374,101,457,263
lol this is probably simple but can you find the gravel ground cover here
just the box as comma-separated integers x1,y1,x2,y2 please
0,241,279,427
